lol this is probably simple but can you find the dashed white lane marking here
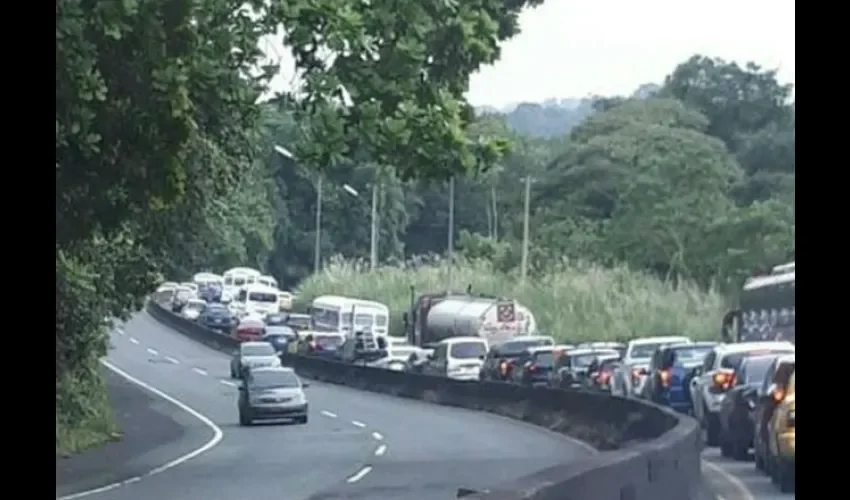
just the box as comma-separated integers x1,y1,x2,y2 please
371,432,383,441
165,356,180,364
346,465,373,484
374,444,387,457
321,410,338,418
192,368,208,376
129,337,140,345
351,420,366,428
219,380,237,387
146,348,159,356
58,360,224,500
116,329,125,336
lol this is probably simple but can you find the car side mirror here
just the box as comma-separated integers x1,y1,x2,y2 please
302,382,310,388
426,354,434,361
237,384,245,391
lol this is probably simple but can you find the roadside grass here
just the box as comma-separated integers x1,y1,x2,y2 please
296,256,724,342
56,371,118,458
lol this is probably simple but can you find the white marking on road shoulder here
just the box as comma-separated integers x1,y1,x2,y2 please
146,348,159,356
351,420,366,428
371,431,383,441
219,380,236,387
165,356,180,364
192,368,208,376
321,410,338,418
374,444,387,456
58,360,224,500
346,465,373,483
702,460,756,500
129,337,140,345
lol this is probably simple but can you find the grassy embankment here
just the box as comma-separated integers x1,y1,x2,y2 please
56,370,117,458
296,257,725,342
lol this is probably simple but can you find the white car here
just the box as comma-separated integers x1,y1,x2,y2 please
368,344,425,372
610,336,691,398
182,299,207,320
421,337,488,381
690,341,795,446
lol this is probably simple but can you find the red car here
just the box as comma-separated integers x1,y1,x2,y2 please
233,317,265,342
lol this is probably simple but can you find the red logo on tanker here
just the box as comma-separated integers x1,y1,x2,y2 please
497,303,515,322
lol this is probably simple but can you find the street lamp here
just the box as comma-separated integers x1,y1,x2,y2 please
274,145,372,274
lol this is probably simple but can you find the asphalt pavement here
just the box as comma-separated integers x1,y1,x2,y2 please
701,448,794,500
66,312,594,500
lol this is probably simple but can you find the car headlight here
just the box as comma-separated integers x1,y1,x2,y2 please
747,399,756,410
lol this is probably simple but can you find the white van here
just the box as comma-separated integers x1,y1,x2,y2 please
310,295,390,337
234,284,281,317
257,275,279,288
192,272,223,287
222,268,261,298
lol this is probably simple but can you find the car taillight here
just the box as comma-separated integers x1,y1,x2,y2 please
499,360,509,375
772,388,785,402
712,369,735,390
631,368,643,381
598,370,611,383
658,369,671,387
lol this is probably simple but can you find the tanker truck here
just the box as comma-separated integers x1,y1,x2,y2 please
401,287,538,349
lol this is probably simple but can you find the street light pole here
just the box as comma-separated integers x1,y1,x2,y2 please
314,176,323,274
370,183,379,270
520,176,531,283
447,176,455,291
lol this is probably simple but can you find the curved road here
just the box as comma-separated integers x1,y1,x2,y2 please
94,312,593,500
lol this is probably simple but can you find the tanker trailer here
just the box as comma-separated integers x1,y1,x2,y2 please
421,296,537,346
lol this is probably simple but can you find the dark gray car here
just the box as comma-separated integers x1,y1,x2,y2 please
230,341,281,378
238,367,309,426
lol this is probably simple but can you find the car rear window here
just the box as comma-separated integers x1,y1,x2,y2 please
533,351,554,367
498,339,552,357
721,350,794,370
450,341,487,359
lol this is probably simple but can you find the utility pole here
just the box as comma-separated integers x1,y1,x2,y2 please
314,176,323,274
370,183,379,270
447,176,455,292
520,176,531,283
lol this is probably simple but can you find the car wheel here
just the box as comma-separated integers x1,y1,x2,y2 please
295,416,308,425
754,445,765,471
239,410,252,426
731,439,749,461
719,434,732,457
704,410,720,447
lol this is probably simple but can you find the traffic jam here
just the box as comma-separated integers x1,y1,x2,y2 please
154,262,795,493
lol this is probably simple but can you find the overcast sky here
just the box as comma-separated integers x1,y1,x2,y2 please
263,0,795,107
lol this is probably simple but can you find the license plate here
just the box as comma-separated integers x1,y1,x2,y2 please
214,318,222,323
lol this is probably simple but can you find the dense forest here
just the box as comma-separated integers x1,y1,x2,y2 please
56,0,793,456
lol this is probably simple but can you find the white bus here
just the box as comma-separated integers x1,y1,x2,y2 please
233,283,281,317
222,268,262,299
257,274,279,288
310,295,390,338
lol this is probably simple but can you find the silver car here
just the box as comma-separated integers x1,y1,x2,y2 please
238,367,309,426
230,341,281,379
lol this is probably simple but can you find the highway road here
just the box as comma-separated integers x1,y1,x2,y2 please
84,312,594,500
702,448,794,500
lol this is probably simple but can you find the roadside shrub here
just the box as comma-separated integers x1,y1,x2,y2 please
296,256,725,342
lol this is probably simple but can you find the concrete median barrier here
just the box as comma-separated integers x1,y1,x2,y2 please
145,299,703,500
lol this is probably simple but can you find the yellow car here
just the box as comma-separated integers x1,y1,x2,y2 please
767,368,795,493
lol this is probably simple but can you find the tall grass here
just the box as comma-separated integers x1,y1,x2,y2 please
296,256,725,343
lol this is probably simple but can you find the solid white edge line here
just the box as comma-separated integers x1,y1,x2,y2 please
374,444,387,456
57,360,224,500
701,459,756,500
346,465,373,483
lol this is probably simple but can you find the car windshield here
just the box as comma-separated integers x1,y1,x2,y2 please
498,339,553,357
533,351,554,367
250,370,300,389
450,341,487,359
571,353,601,368
242,344,275,357
670,345,712,363
742,356,775,384
265,314,287,326
207,306,229,316
722,349,794,370
286,315,311,330
248,292,278,303
629,343,666,359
